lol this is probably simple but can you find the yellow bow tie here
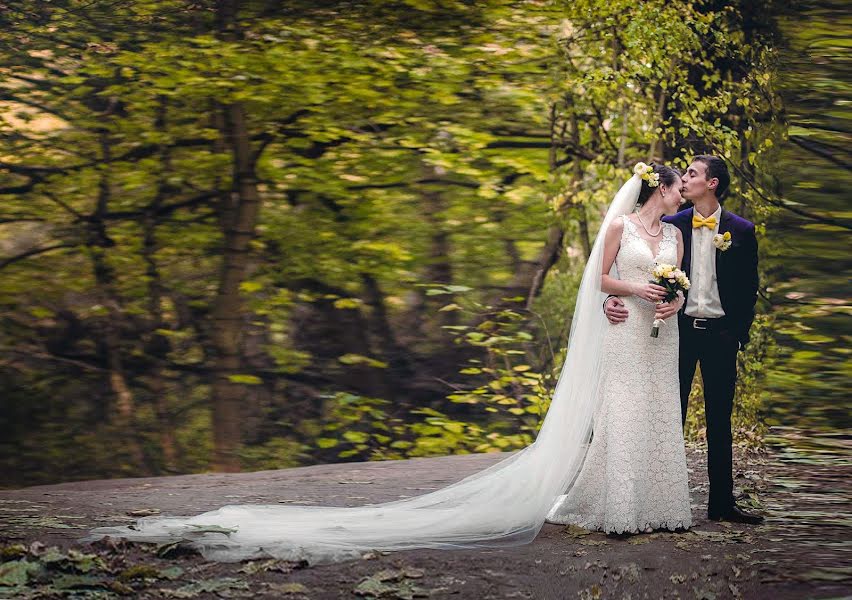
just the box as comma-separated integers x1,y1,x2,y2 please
692,214,717,230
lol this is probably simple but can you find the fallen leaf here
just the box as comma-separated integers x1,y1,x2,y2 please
0,560,39,587
402,567,425,579
611,563,641,583
578,538,608,546
52,574,109,590
161,566,185,580
0,545,27,561
563,524,592,538
239,559,278,575
627,536,651,545
156,541,183,558
731,565,741,578
127,508,161,517
577,584,602,600
119,565,163,581
266,582,310,595
353,574,427,599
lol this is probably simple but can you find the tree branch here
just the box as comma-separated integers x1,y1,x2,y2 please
789,135,852,172
717,148,852,230
103,190,219,220
789,121,852,135
0,243,73,270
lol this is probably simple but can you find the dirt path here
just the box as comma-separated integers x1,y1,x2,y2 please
0,431,848,599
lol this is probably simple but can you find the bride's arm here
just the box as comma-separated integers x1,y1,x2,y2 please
600,219,633,296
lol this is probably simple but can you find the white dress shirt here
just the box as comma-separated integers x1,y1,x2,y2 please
685,205,725,318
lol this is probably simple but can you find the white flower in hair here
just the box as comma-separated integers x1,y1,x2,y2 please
646,171,660,187
634,162,659,187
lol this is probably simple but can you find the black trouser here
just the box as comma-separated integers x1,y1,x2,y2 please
678,314,739,514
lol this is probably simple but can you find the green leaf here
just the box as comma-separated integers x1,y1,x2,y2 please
227,374,263,385
343,431,369,444
239,281,264,293
338,354,388,368
0,560,38,587
333,298,362,309
439,303,462,312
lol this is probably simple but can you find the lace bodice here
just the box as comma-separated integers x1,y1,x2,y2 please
615,215,678,284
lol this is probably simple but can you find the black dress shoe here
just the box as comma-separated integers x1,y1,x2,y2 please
707,505,764,524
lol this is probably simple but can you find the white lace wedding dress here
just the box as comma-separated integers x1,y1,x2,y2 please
546,215,693,533
85,174,691,564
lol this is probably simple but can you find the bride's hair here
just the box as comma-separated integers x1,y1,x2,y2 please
637,163,681,206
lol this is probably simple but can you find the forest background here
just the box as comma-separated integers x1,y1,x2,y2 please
0,0,847,487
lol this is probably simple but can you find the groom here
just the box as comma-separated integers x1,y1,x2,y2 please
605,155,763,524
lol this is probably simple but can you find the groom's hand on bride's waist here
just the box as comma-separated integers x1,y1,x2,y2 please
603,296,629,324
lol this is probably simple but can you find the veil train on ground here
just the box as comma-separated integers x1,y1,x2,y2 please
84,176,644,564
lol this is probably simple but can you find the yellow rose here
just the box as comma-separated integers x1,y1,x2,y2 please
723,231,731,241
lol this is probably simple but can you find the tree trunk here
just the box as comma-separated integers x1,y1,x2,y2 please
648,86,668,162
204,0,265,472
142,97,178,471
90,131,148,472
360,272,414,392
209,100,261,472
520,225,565,309
410,184,459,343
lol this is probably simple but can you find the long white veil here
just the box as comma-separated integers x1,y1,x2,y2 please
85,175,642,564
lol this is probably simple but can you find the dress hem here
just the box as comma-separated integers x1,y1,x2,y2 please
547,517,692,535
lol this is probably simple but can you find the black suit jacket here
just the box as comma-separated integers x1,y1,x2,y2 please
662,207,759,347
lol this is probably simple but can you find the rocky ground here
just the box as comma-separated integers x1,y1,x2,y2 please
0,428,848,599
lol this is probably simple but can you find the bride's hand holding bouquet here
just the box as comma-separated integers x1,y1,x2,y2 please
648,263,690,337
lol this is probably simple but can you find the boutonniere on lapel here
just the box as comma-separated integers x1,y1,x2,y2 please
713,231,732,251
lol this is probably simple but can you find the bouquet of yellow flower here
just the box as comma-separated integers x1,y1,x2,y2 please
649,263,690,338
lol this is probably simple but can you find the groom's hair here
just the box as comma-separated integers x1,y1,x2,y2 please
693,155,730,201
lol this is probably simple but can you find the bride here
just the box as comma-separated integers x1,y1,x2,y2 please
86,164,692,563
